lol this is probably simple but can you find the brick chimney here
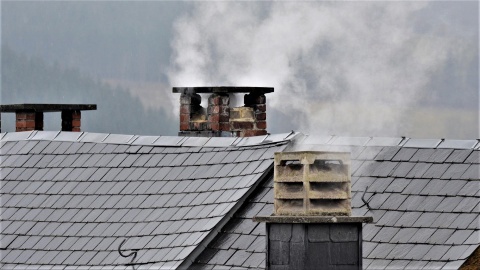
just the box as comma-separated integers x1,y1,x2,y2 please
255,151,373,270
0,104,96,132
172,86,274,137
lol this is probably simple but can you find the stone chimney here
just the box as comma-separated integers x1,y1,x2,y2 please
172,86,274,137
0,104,96,132
255,151,372,270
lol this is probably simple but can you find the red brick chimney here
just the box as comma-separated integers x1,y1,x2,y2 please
0,104,96,132
173,87,274,137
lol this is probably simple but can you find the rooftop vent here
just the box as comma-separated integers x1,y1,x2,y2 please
0,104,97,132
255,151,372,270
274,151,352,216
172,86,274,137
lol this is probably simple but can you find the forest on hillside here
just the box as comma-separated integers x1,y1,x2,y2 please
1,46,177,135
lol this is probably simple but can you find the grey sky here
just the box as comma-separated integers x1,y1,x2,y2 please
1,1,478,139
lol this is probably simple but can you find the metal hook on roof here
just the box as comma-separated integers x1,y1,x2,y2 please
361,185,374,210
118,239,137,270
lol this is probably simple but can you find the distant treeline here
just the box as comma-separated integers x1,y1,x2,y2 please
1,45,176,135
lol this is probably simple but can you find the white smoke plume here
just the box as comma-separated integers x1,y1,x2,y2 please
168,1,471,136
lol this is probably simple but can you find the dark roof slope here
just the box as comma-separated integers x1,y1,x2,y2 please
0,131,291,269
191,135,480,270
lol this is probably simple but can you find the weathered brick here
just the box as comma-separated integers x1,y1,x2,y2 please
191,121,208,131
180,105,191,114
180,114,190,123
256,104,266,112
72,111,81,119
256,121,267,130
242,129,268,137
221,106,230,115
72,120,81,127
210,105,221,114
231,121,254,130
256,112,266,121
220,123,230,131
210,122,220,131
209,114,220,123
209,95,221,106
16,120,36,128
219,114,229,122
180,93,192,105
16,112,36,120
180,122,189,131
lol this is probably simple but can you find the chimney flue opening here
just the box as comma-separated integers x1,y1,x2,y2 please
173,86,273,137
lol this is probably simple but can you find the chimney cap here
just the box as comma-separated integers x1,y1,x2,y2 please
0,104,97,112
172,86,274,94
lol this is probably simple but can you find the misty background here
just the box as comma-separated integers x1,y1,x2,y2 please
1,1,478,139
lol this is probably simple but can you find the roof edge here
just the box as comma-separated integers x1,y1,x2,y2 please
178,163,275,269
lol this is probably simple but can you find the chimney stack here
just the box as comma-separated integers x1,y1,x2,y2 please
172,86,274,137
0,104,96,132
255,151,372,270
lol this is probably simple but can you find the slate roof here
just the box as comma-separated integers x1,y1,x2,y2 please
0,131,291,269
1,131,479,270
190,135,480,270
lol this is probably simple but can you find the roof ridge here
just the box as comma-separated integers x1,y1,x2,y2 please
2,131,478,149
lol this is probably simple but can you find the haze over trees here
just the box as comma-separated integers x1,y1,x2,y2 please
1,1,478,138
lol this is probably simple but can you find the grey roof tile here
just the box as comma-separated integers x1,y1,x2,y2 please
408,228,437,243
428,149,455,163
392,148,417,161
460,164,479,180
441,260,465,269
431,214,459,229
371,162,398,177
422,164,450,179
435,196,464,212
465,150,480,163
62,142,85,154
412,212,440,228
450,213,479,229
442,245,471,260
409,149,435,162
16,141,39,154
380,194,408,210
385,260,411,269
367,243,395,259
461,245,478,261
438,180,467,196
420,180,448,196
417,196,445,212
367,259,392,269
453,196,479,213
390,162,415,178
458,181,480,196
441,164,470,179
405,163,432,179
7,140,31,155
404,244,433,260
1,141,19,154
384,178,410,193
206,151,229,165
445,149,473,163
52,142,74,155
80,154,102,168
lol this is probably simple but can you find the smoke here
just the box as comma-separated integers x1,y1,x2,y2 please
168,1,473,136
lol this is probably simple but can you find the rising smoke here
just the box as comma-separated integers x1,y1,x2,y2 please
168,1,474,137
